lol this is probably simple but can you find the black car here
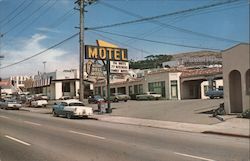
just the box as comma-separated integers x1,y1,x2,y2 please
88,95,105,104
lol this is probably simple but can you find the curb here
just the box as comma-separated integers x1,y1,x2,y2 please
202,131,250,138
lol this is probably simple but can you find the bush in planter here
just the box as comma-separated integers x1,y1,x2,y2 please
241,109,250,119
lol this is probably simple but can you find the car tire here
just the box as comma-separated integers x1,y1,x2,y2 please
52,110,58,117
66,112,72,119
114,98,118,102
124,100,127,102
210,96,214,99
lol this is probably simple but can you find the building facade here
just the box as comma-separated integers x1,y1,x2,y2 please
27,69,93,100
94,69,182,100
222,43,250,113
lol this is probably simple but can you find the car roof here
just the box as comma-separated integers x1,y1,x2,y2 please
60,99,83,104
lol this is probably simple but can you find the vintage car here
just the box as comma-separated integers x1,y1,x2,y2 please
88,95,105,104
0,99,22,110
136,92,161,100
109,93,131,102
205,89,224,99
52,99,93,119
31,99,48,107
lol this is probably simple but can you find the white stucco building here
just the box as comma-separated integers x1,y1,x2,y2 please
222,43,250,114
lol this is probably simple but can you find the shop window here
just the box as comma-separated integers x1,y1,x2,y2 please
129,86,133,95
148,81,165,97
62,82,70,92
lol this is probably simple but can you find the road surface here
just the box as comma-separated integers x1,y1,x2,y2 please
0,109,249,161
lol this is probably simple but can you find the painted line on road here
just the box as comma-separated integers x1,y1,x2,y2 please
0,116,9,119
5,135,31,146
69,130,106,140
174,152,216,161
24,121,41,126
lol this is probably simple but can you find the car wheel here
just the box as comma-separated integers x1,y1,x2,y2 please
66,112,72,119
52,110,58,117
124,100,127,102
114,98,118,102
210,96,214,99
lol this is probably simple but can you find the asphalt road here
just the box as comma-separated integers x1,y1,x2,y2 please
0,109,249,161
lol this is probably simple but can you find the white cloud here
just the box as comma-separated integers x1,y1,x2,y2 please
1,34,78,78
37,27,60,33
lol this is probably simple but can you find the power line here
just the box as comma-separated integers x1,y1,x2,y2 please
86,0,240,30
0,0,27,24
89,30,153,54
14,0,58,36
99,1,244,44
1,1,34,28
92,29,222,51
0,33,78,69
2,0,50,36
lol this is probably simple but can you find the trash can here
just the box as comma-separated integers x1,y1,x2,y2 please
97,101,107,114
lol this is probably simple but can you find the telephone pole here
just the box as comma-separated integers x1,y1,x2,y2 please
76,0,96,101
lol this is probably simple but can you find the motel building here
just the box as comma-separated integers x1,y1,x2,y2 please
94,68,182,100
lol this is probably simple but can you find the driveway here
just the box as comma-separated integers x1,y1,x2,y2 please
88,99,224,125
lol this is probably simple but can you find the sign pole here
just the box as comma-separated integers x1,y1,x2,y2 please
106,58,112,113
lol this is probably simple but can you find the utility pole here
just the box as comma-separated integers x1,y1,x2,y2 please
43,61,47,96
75,0,85,101
76,0,96,101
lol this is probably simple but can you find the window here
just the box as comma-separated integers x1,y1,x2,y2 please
170,80,178,99
62,82,70,92
134,84,143,94
148,81,165,97
204,85,209,94
129,86,133,95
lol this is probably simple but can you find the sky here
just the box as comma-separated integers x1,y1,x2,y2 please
0,0,249,78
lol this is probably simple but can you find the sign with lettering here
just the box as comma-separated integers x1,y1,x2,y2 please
85,45,128,61
110,61,129,74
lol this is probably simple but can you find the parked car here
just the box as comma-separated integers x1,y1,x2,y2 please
109,93,131,102
35,94,49,100
136,92,161,100
31,99,48,107
59,96,72,100
52,99,93,119
0,99,22,110
205,89,223,99
88,95,105,104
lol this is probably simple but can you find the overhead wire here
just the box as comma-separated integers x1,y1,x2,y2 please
0,0,27,24
1,1,34,28
89,30,153,55
0,33,78,69
14,0,58,36
92,30,222,51
86,0,240,30
98,0,244,43
2,0,50,36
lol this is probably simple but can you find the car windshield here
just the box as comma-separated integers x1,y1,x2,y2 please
94,95,102,99
69,102,85,106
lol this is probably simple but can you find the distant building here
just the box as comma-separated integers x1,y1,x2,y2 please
9,75,34,92
222,43,250,114
27,69,94,99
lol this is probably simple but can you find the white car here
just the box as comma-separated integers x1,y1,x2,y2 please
31,99,48,107
136,92,162,100
0,99,22,110
52,99,93,119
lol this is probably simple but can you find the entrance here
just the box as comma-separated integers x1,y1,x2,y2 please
229,70,243,113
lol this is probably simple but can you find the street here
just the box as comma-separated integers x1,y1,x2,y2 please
0,109,249,161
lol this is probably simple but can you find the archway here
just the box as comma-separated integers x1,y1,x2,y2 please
246,69,250,95
229,70,243,113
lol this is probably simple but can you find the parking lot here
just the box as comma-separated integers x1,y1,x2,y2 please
88,99,224,125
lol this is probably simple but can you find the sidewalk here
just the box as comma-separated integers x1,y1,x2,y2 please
21,106,250,138
93,115,250,138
